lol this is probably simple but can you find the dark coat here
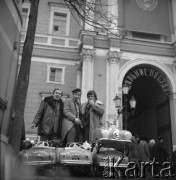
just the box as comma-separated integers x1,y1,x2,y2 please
148,143,155,160
32,96,64,138
139,140,150,162
171,150,176,173
154,141,169,164
128,136,139,162
61,98,82,140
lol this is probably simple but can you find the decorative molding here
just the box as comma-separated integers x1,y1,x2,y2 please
19,56,77,66
118,59,176,92
81,48,95,62
79,30,97,41
136,0,158,11
121,52,175,64
108,51,122,64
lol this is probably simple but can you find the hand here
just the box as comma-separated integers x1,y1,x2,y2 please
89,100,94,106
74,118,81,125
31,124,36,129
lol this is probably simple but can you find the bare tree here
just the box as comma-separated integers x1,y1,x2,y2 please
64,0,119,36
8,0,40,155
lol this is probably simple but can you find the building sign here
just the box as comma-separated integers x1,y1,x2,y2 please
136,0,158,11
124,67,169,92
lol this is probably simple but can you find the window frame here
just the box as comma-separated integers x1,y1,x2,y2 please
48,6,71,36
21,3,30,31
46,65,65,85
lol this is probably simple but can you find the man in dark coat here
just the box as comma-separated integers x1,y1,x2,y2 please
139,136,150,162
31,88,64,141
61,88,83,144
154,136,169,164
128,135,140,169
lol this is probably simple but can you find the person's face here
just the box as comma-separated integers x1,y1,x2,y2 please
53,90,62,100
87,94,95,102
73,92,81,101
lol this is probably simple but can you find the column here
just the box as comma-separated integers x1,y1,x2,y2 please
169,93,176,146
75,63,82,88
172,0,176,41
107,51,122,124
81,48,95,103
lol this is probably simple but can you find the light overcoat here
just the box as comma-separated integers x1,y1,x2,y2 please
82,100,105,142
61,98,82,140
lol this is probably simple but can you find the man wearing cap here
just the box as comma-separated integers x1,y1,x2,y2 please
61,88,83,144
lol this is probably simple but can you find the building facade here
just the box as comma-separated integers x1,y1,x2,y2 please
22,0,176,151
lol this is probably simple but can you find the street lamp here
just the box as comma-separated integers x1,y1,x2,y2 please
113,85,136,129
130,96,136,109
113,95,136,115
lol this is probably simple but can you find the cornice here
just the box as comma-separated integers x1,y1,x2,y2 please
121,52,174,64
79,30,97,41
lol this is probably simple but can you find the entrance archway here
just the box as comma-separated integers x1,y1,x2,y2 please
122,64,172,151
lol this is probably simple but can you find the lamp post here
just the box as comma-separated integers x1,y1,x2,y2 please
113,85,136,130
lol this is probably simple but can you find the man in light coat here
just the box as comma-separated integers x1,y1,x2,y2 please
82,90,105,143
61,88,83,144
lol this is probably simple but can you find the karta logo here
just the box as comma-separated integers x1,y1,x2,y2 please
103,157,176,178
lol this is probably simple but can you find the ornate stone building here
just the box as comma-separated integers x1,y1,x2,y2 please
22,0,176,151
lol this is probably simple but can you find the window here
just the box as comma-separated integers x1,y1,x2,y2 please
53,12,67,35
47,65,65,84
22,6,30,31
49,6,70,36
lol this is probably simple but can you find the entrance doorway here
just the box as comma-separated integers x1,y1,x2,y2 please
122,65,172,151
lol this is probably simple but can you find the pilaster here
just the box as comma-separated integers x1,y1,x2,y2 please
107,51,122,127
81,48,95,103
75,62,82,88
